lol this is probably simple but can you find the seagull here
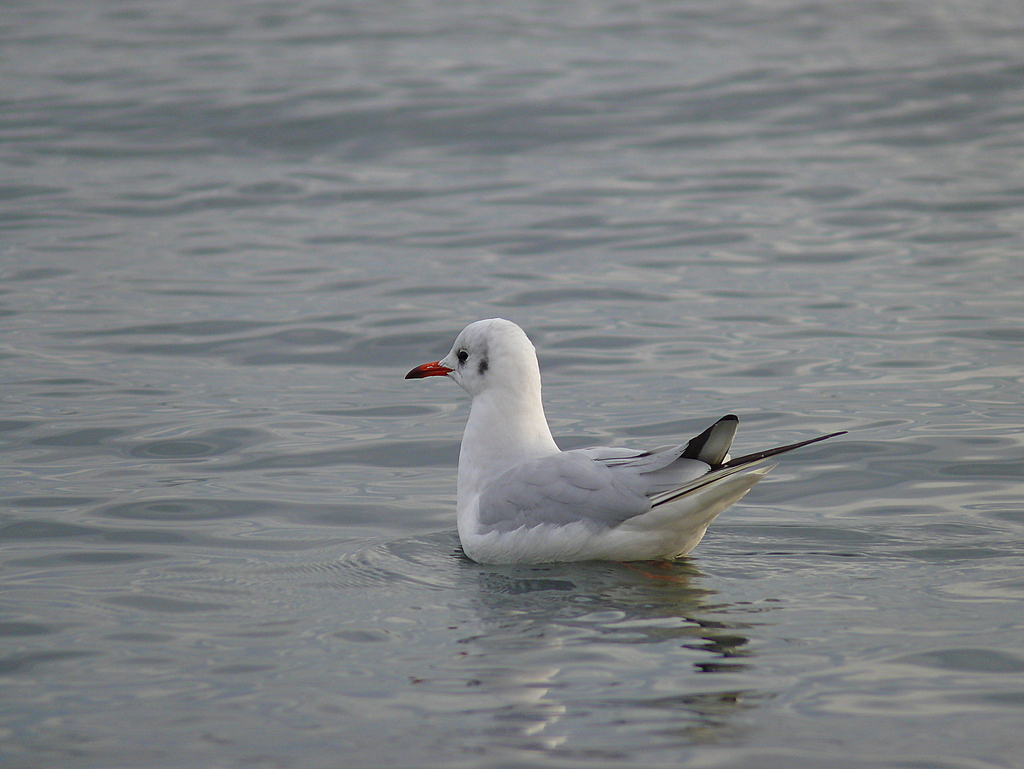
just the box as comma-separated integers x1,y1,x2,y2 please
406,318,844,564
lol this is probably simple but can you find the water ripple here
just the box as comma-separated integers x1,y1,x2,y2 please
4,1,1024,766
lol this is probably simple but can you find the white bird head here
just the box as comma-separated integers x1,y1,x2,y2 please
406,318,541,400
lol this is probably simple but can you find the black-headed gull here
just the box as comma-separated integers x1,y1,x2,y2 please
407,318,844,564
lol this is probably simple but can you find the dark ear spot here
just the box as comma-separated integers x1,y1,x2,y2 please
477,357,488,375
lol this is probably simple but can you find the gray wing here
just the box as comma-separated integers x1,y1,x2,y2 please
476,451,657,533
476,416,745,534
474,417,845,536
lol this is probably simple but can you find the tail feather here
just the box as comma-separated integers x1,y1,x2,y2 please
651,429,846,509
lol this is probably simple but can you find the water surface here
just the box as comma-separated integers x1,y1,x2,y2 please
2,1,1024,767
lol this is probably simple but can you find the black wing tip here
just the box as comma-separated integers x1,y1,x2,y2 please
650,430,847,509
681,414,740,465
723,430,847,469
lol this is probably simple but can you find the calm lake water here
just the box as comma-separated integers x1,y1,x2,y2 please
3,1,1024,767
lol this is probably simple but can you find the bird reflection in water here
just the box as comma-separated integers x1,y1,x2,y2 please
418,557,764,756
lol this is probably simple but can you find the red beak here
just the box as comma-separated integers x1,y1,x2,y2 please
405,361,453,379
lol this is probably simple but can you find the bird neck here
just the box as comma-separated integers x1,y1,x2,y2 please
457,385,558,501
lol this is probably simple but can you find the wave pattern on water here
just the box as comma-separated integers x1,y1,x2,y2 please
3,0,1024,767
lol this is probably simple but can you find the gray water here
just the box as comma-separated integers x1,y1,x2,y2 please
3,1,1024,767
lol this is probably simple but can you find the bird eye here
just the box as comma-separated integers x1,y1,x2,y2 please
457,349,469,364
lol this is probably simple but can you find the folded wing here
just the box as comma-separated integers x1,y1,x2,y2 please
474,416,845,536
